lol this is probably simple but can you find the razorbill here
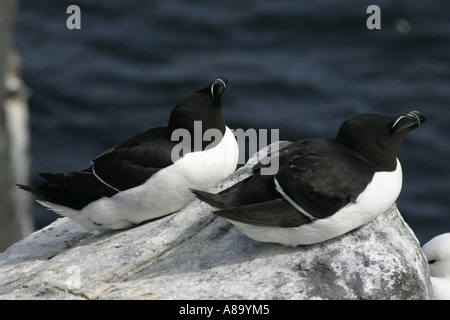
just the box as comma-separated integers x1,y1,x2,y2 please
193,111,425,246
19,77,239,230
422,233,450,300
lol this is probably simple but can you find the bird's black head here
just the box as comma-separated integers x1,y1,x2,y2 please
168,77,228,151
335,111,425,171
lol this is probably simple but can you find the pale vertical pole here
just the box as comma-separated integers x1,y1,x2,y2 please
0,0,33,251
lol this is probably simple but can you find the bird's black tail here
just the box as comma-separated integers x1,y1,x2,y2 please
18,170,118,210
18,181,101,211
190,189,228,209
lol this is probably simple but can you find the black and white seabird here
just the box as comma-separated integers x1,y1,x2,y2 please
19,77,239,230
422,233,450,299
193,111,425,246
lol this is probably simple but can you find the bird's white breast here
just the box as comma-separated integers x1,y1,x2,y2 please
430,277,450,300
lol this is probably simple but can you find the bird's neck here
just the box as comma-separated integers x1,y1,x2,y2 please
335,139,399,172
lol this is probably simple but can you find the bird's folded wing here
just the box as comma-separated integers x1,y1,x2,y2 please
274,141,374,219
213,198,311,227
91,127,177,191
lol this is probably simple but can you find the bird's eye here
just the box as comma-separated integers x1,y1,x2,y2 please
428,259,437,264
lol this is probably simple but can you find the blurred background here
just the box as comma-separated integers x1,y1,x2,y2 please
1,0,449,250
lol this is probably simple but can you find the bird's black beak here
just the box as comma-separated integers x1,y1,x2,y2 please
211,77,227,104
391,110,426,134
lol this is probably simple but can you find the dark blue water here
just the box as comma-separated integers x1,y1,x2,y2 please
15,0,450,244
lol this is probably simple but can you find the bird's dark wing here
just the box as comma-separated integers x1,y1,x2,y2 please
212,198,311,228
191,142,306,227
193,162,312,228
91,126,177,191
192,170,280,209
274,139,375,219
17,171,110,210
17,127,179,210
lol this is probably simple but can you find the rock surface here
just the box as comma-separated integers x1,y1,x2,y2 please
0,142,434,300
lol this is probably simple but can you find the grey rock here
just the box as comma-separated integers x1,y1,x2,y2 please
0,142,434,299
